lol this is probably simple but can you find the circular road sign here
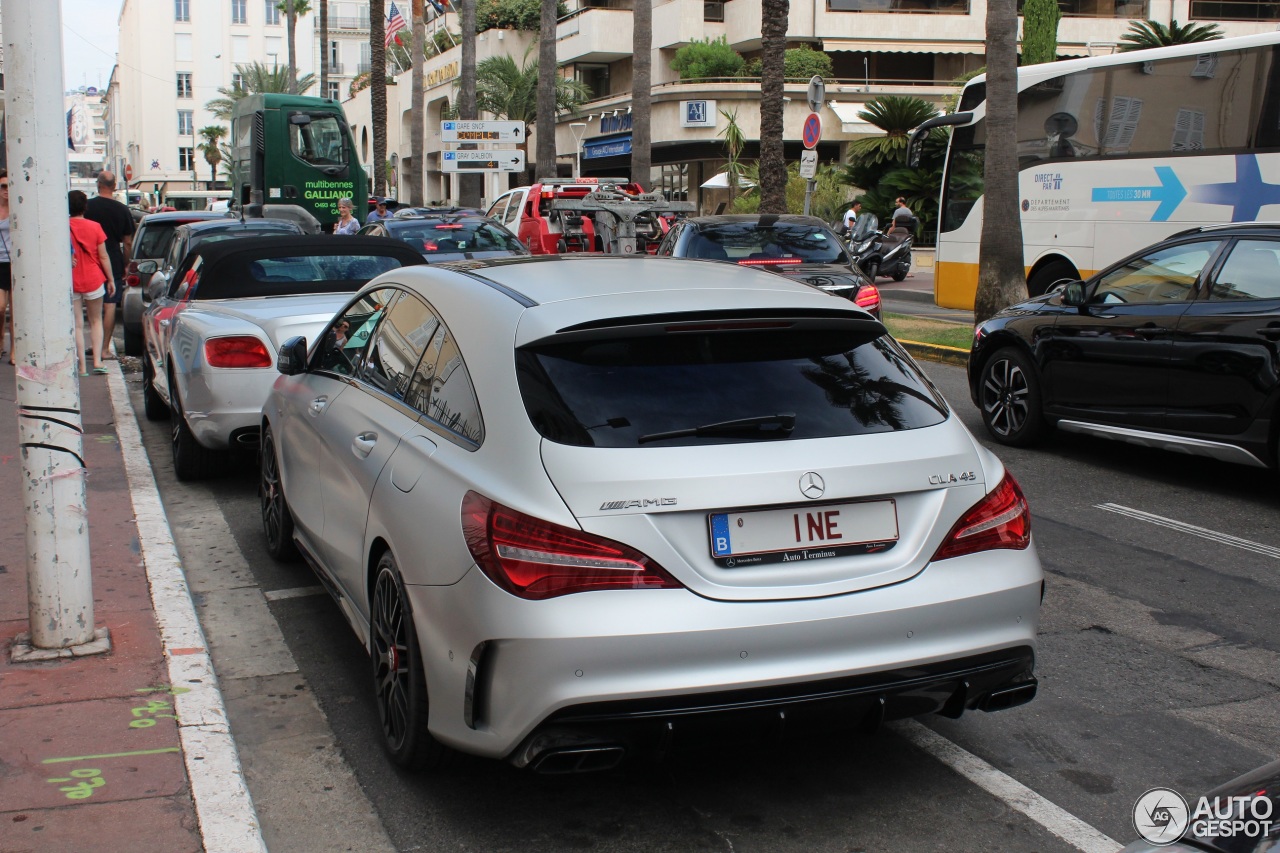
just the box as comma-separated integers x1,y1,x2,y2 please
802,113,822,150
124,163,133,182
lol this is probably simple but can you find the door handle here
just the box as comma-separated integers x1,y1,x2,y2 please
1255,326,1280,340
1133,325,1167,337
309,396,329,415
352,432,377,458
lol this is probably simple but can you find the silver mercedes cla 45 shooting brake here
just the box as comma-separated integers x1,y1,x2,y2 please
260,254,1043,773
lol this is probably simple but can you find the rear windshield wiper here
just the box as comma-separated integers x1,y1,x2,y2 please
637,413,796,445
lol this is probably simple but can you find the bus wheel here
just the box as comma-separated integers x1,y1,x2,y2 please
1027,260,1077,297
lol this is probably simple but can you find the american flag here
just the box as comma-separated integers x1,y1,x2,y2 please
384,1,408,48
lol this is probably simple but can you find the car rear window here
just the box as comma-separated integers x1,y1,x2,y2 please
389,220,523,255
517,326,948,448
689,222,849,265
192,254,406,299
135,224,179,258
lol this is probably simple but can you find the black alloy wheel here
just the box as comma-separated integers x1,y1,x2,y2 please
980,347,1047,446
259,425,299,562
370,553,449,770
1027,260,1078,297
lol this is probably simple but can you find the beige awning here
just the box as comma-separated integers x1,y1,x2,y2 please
828,102,879,135
822,38,986,55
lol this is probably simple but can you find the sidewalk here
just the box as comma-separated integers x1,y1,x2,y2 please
0,358,262,852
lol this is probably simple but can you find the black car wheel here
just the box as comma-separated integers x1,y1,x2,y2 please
142,356,169,422
371,553,450,770
169,377,219,481
979,347,1047,446
259,425,299,562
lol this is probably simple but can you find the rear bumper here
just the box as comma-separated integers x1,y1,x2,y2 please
403,547,1042,762
181,367,278,450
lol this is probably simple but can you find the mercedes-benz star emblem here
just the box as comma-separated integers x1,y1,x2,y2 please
799,472,825,499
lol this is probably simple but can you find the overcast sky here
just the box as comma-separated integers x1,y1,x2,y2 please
61,0,121,91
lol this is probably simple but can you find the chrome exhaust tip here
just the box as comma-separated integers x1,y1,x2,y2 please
531,745,626,775
979,680,1038,712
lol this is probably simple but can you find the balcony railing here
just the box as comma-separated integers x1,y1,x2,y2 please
326,14,370,30
357,61,372,74
327,61,345,74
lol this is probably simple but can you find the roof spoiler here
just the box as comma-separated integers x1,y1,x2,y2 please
907,112,974,167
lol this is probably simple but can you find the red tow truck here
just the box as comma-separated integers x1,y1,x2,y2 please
484,178,694,255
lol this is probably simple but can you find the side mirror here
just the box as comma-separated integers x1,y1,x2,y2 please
288,112,313,126
136,260,158,275
1061,280,1088,307
277,336,308,375
144,277,167,302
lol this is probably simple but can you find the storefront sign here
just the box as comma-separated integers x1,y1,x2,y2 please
681,100,716,128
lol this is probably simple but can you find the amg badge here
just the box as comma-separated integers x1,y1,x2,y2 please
600,498,678,511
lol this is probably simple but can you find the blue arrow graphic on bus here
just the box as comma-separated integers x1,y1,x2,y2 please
1187,154,1280,221
1091,167,1186,221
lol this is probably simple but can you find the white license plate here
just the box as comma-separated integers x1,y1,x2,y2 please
708,500,899,567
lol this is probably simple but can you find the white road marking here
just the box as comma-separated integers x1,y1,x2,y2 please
108,366,267,853
263,585,326,601
1095,503,1280,559
892,721,1123,853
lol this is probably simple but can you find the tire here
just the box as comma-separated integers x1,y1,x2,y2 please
259,425,299,562
892,262,909,282
865,260,880,281
123,323,143,357
979,347,1047,447
169,378,219,481
142,357,169,422
370,553,451,771
1027,260,1077,297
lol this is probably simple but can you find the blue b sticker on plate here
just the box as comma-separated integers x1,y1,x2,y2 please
710,513,733,557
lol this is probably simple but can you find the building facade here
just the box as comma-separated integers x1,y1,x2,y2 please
110,0,373,196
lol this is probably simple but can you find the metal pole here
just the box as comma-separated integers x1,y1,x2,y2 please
803,179,815,216
3,0,98,650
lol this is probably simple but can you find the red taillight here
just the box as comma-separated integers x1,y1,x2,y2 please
461,491,683,600
126,274,140,288
855,284,881,312
738,258,803,266
204,336,272,368
931,472,1031,562
433,223,464,230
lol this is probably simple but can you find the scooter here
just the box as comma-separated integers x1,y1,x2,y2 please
849,215,915,282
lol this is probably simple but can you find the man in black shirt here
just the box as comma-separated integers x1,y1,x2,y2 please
85,171,135,357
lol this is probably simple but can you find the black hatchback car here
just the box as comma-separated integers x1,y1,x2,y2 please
969,223,1280,471
655,214,881,318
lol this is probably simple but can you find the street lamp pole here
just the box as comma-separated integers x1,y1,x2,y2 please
570,122,587,180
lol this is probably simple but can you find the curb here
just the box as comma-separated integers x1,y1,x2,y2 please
898,339,970,368
106,365,267,853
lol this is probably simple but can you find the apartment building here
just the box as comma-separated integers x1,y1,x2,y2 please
346,0,1279,210
110,0,373,195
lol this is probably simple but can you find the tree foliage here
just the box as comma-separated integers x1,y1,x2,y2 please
1117,19,1225,51
1020,0,1060,65
475,0,568,32
466,49,590,126
728,161,850,224
205,62,316,120
843,95,940,177
743,44,833,79
670,36,745,80
196,126,227,185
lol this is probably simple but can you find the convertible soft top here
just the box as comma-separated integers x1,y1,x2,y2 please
187,235,425,300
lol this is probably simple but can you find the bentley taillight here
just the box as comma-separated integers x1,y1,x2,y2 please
204,336,272,368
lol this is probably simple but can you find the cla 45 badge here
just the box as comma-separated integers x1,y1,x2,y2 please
929,471,977,485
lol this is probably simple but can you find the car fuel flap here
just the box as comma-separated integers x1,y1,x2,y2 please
538,422,986,602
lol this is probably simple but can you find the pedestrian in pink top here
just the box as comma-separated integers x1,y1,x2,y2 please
69,190,114,375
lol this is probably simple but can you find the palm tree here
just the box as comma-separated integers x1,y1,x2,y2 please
196,126,227,187
758,0,788,213
371,0,388,196
630,0,652,187
974,0,1026,323
279,0,312,94
1117,19,1224,52
205,62,317,120
409,0,425,205
717,108,746,207
844,96,940,173
536,0,558,179
459,0,481,207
